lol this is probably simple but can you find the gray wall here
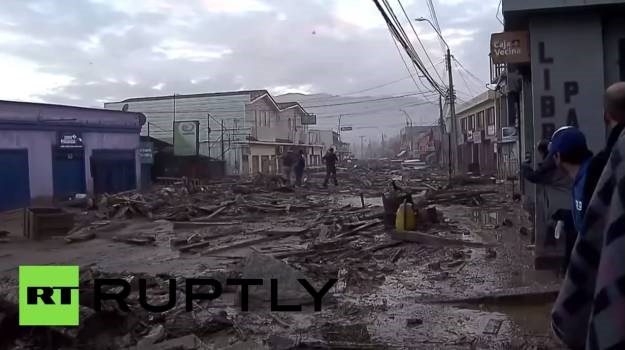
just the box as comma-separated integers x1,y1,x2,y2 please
529,13,607,252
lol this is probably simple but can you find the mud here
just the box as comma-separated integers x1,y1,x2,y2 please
0,169,566,349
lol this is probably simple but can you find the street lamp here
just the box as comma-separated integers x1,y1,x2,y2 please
415,17,456,181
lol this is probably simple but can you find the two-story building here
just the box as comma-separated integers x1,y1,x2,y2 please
105,90,322,176
456,91,499,175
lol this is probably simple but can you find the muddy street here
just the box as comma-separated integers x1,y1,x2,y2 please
0,164,565,349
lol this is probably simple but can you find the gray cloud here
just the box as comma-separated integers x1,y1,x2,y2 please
0,0,501,142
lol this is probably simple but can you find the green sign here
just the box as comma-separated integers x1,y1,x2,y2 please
173,121,199,156
19,265,80,326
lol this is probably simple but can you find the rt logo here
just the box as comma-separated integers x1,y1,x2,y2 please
19,266,79,326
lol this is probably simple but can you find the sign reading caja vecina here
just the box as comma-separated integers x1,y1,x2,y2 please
490,31,530,64
173,121,200,156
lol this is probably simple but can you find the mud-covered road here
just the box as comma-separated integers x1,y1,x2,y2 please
0,165,566,349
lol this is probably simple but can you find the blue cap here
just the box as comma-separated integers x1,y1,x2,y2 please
548,127,587,157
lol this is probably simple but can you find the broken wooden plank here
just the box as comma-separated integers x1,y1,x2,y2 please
335,219,382,239
201,235,289,256
191,206,227,222
262,226,309,236
427,285,560,305
391,231,495,248
172,221,241,229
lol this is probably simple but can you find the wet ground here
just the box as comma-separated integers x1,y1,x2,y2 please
0,177,566,349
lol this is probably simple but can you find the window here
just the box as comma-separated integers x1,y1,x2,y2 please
461,118,467,132
486,107,495,125
477,111,484,129
288,118,292,130
468,115,474,130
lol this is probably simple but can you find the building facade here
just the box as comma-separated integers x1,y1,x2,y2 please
498,0,625,267
399,125,439,161
456,91,499,175
105,90,322,176
0,100,145,211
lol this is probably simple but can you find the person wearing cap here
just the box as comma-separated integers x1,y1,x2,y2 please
548,127,594,235
551,82,625,350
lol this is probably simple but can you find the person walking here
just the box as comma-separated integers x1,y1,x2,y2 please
282,149,296,185
551,82,625,350
294,150,306,187
322,148,338,188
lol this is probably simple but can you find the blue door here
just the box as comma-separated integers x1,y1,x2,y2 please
91,150,137,195
0,149,30,211
53,148,86,200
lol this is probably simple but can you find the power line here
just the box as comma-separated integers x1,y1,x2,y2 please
389,31,437,104
453,61,479,97
396,0,446,87
452,57,486,87
302,91,433,108
372,0,446,96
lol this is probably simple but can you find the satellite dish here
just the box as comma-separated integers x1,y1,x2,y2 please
122,104,129,112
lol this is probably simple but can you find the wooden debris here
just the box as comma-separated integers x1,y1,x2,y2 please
201,235,294,256
172,221,241,229
335,219,382,239
391,231,495,248
190,206,227,222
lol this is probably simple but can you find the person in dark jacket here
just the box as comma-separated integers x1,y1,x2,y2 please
294,150,306,187
581,83,625,209
282,149,297,185
322,148,338,188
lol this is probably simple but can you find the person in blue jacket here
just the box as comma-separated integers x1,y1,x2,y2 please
548,126,594,235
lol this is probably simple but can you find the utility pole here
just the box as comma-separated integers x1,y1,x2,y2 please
439,95,451,181
173,93,176,123
221,120,225,161
337,115,343,143
446,48,457,176
207,113,211,159
360,136,366,159
415,17,457,177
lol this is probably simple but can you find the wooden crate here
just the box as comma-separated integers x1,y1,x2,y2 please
23,207,75,240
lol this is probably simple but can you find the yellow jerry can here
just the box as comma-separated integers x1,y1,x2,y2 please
395,201,416,231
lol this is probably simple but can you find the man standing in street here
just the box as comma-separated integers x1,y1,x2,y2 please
282,149,296,185
323,148,338,188
294,150,306,187
551,82,625,350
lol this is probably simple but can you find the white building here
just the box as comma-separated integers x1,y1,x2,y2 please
105,90,323,175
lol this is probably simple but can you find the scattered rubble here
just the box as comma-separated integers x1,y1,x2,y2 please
0,165,549,349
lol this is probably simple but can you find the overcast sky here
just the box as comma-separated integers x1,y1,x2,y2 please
0,0,502,109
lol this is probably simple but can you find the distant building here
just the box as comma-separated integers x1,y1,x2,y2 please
0,100,145,211
399,125,439,160
456,91,498,175
105,90,322,176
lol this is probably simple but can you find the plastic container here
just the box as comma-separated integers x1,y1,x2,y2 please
395,201,416,231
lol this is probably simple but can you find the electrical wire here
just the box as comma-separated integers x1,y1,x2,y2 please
396,0,446,88
372,0,446,96
452,57,486,87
